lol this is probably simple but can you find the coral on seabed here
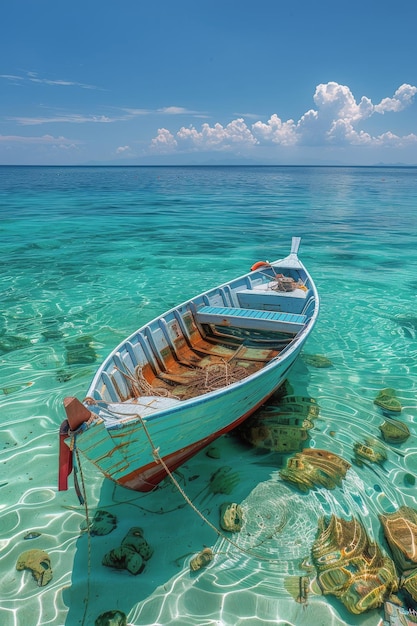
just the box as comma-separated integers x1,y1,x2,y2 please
220,502,244,532
380,505,417,602
302,353,333,368
353,437,387,467
94,610,127,626
312,515,398,614
374,388,402,413
102,527,153,575
379,419,410,444
280,449,351,492
379,507,417,577
16,549,53,587
0,334,32,355
65,334,97,365
190,547,213,571
206,446,220,459
402,569,417,604
80,509,117,536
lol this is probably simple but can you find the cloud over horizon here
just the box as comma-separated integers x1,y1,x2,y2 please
150,82,417,155
1,80,416,164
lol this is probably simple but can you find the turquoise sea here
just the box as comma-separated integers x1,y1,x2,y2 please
1,165,417,626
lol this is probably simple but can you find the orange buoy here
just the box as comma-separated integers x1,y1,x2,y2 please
250,261,270,271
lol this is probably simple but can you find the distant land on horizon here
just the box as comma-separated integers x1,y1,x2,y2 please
2,161,416,168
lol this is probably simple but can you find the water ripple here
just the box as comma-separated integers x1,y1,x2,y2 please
1,166,417,626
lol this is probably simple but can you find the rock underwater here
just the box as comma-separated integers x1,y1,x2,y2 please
353,437,387,467
220,502,244,532
312,515,398,614
302,353,333,368
190,547,214,572
280,449,351,492
379,506,417,583
102,526,153,575
379,418,410,444
374,388,402,413
65,334,97,365
80,509,117,536
94,610,127,626
16,549,52,587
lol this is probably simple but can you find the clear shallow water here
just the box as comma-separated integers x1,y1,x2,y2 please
1,165,417,625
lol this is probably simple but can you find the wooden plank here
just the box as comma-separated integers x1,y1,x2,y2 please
196,306,306,334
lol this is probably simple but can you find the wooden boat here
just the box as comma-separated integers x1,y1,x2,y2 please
59,237,319,493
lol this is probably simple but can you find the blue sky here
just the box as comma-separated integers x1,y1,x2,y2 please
1,0,417,165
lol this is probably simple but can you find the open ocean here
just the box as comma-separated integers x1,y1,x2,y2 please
1,165,417,626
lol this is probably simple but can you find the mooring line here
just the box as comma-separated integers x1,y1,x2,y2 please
137,413,281,563
74,444,92,626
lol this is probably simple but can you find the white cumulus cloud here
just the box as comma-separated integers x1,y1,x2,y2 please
149,82,417,155
313,82,374,122
252,114,297,145
374,84,417,113
326,119,373,145
151,119,257,153
116,145,131,154
150,128,178,152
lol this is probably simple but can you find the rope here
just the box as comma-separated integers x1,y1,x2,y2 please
179,360,249,400
114,364,175,398
73,442,92,626
256,269,306,292
115,360,249,402
136,413,282,563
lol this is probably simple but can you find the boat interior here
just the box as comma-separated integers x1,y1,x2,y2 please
90,266,316,405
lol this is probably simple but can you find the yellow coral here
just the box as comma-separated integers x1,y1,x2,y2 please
16,549,52,587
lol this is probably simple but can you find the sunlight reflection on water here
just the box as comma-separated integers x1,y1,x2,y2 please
1,166,417,625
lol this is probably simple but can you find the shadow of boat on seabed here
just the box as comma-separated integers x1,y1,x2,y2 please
62,428,272,626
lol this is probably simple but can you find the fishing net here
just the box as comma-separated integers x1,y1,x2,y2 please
179,360,249,400
128,361,249,401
